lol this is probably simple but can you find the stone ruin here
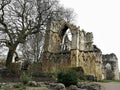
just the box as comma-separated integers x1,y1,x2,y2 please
102,53,119,80
42,19,119,80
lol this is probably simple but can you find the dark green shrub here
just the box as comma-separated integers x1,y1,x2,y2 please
57,70,78,87
13,83,26,89
20,72,31,85
85,75,95,81
8,63,21,77
0,60,5,68
71,67,85,80
28,62,42,76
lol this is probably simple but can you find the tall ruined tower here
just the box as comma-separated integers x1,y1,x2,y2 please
42,20,103,80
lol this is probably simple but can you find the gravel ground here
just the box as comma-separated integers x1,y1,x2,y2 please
97,82,120,90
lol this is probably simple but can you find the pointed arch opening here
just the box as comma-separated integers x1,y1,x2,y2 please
59,24,72,51
105,63,112,70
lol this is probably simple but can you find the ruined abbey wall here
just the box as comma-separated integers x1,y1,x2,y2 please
42,52,70,72
102,53,119,80
42,20,119,80
70,50,102,80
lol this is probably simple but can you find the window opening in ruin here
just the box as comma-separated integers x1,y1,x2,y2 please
60,28,72,52
105,63,112,70
105,63,114,80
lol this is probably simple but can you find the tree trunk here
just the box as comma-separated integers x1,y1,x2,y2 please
6,44,18,67
6,49,15,67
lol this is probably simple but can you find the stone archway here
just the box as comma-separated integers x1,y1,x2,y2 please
105,63,114,80
102,53,119,80
105,63,112,70
44,19,79,53
42,20,79,72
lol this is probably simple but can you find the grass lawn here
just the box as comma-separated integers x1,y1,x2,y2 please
98,80,120,83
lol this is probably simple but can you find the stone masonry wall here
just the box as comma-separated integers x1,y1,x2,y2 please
42,19,119,80
42,52,70,73
102,53,119,80
70,50,102,80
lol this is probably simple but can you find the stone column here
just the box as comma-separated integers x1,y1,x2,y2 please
113,62,119,80
70,29,80,67
71,30,79,50
79,31,85,51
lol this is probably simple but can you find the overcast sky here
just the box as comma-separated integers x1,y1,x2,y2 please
60,0,120,69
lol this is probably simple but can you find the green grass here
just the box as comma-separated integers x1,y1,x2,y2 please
98,80,120,83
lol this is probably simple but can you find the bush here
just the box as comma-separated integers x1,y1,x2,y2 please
28,62,42,76
71,67,85,80
0,60,5,68
85,75,96,81
13,83,26,89
20,72,31,85
8,63,21,77
57,70,78,87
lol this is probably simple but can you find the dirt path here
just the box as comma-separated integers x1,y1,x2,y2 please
97,82,120,90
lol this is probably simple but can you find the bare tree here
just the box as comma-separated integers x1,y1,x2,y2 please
0,0,75,67
20,32,44,62
19,1,76,63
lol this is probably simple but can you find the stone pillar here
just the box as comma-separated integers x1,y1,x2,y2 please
79,30,85,51
71,30,79,50
70,28,80,67
113,62,119,80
